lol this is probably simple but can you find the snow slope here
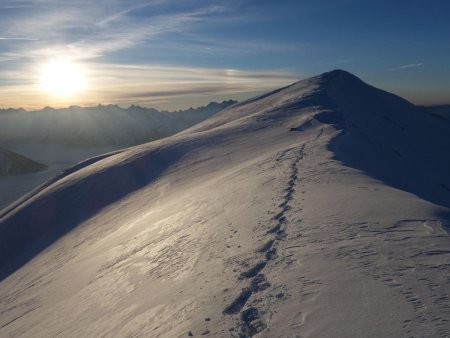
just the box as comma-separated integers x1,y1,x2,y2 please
1,70,450,337
0,144,121,213
0,101,235,211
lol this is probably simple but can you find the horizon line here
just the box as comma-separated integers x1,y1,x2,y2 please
0,99,240,113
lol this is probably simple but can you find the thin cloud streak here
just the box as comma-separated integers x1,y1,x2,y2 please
0,37,39,41
388,63,425,71
0,3,233,62
96,1,166,27
79,63,301,102
121,86,247,99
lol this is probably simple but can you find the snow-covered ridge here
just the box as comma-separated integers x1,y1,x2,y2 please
1,70,450,337
1,68,449,278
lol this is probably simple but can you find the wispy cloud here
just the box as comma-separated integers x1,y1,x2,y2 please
0,1,235,62
96,1,162,27
0,37,39,41
0,1,302,109
83,63,300,105
388,63,425,71
0,62,300,109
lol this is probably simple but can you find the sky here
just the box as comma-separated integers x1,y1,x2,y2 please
0,0,449,110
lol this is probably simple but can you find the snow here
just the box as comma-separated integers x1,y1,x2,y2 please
0,144,120,211
0,101,235,211
0,70,449,337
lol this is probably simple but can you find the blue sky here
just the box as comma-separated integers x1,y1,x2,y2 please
0,0,449,109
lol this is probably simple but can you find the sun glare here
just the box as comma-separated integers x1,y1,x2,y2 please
39,59,86,97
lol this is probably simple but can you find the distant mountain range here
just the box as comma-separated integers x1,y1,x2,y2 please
0,100,236,147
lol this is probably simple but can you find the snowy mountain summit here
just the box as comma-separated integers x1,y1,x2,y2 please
1,70,450,337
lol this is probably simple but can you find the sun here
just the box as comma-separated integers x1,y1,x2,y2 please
39,59,87,96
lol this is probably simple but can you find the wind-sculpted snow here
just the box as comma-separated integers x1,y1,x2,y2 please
0,141,189,279
1,70,450,337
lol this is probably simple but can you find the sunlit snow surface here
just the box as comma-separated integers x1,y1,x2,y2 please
1,70,450,337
